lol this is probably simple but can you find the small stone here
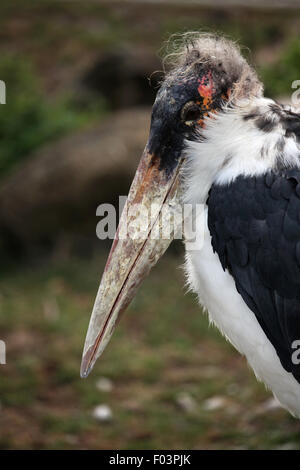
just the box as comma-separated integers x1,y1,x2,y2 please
92,404,113,422
176,392,197,414
276,442,298,450
96,377,113,392
202,396,227,411
65,434,79,446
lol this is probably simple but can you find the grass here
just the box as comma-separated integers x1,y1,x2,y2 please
261,37,300,97
0,55,106,179
0,252,300,449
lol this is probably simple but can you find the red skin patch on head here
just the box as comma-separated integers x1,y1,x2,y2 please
197,71,215,100
196,71,216,125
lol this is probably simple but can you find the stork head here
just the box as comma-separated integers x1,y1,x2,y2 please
80,34,263,377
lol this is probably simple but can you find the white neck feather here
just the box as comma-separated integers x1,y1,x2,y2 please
182,97,300,205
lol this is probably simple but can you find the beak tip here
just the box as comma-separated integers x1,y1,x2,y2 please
80,361,93,379
80,347,95,379
80,369,89,379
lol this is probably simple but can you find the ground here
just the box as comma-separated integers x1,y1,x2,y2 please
1,253,300,450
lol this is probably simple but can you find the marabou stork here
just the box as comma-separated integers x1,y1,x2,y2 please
81,34,300,417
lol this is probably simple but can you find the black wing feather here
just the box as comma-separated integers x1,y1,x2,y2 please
207,170,300,382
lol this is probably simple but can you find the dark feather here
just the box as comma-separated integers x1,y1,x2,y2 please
207,169,300,382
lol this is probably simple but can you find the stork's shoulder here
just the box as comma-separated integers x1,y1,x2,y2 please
184,97,300,206
214,97,300,184
241,98,300,128
241,98,300,146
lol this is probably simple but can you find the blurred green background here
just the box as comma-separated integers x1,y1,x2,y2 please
1,0,300,450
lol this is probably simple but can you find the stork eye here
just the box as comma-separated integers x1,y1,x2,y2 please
181,101,202,125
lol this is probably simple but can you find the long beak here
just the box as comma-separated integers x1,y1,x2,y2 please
80,146,184,377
